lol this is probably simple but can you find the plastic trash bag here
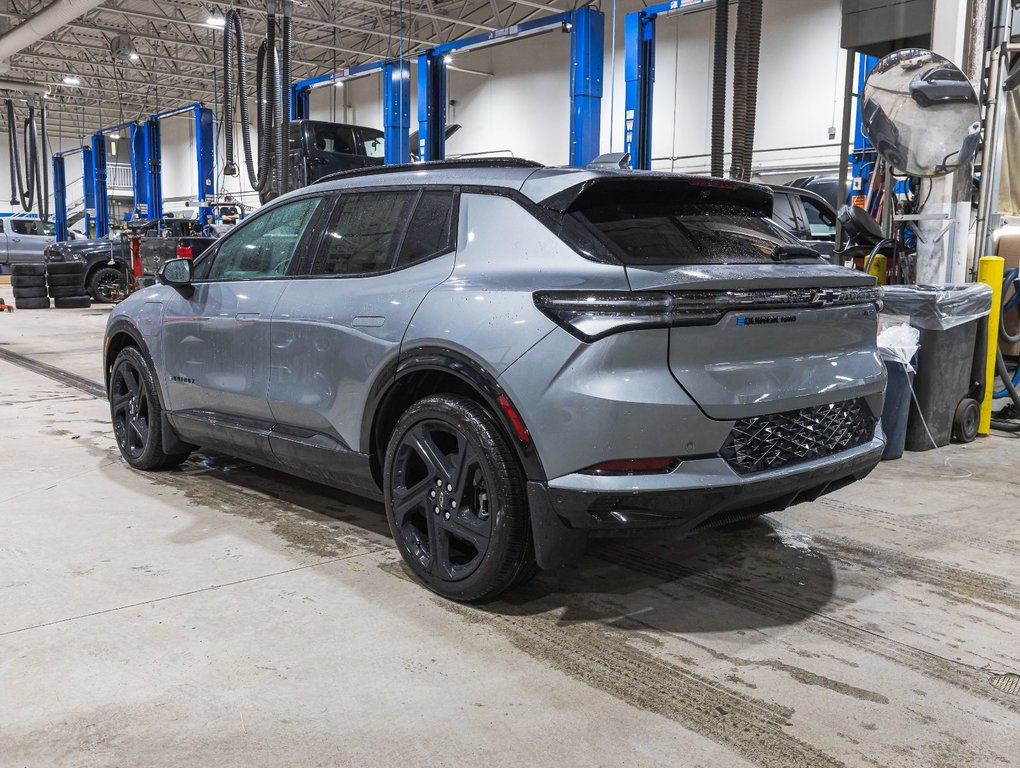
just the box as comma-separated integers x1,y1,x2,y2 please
878,322,920,368
881,283,993,331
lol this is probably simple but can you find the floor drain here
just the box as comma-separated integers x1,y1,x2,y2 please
990,673,1020,696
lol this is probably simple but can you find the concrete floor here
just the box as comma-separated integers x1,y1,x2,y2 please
1,307,1019,768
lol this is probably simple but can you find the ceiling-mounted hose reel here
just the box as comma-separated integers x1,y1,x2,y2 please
221,0,293,202
6,97,50,221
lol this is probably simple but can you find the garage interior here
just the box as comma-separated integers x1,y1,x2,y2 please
1,0,1020,766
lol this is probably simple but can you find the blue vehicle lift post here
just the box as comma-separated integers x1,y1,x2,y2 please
51,154,67,242
291,10,605,166
383,60,412,164
423,8,604,165
623,0,715,170
146,103,216,222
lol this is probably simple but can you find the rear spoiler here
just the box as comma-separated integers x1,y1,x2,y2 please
538,175,774,218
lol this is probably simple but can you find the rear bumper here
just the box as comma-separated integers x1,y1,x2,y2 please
527,436,884,568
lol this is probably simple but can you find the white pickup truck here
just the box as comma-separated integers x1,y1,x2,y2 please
0,217,57,267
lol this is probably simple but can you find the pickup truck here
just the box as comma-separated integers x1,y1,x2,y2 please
0,217,58,266
45,218,216,303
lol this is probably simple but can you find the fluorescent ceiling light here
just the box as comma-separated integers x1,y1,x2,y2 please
443,55,453,64
62,75,80,85
129,52,139,61
108,132,121,140
205,11,226,27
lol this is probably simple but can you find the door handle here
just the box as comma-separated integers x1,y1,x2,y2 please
352,316,385,327
235,312,260,321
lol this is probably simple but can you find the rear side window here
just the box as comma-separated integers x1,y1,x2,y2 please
771,194,799,233
311,191,417,275
395,190,455,268
574,200,801,266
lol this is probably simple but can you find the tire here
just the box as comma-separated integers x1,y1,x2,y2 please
47,273,85,287
109,346,190,470
46,262,85,275
88,266,124,304
10,275,46,288
14,297,49,309
12,286,47,299
10,264,45,277
54,295,91,309
48,285,83,298
383,394,536,602
952,398,980,443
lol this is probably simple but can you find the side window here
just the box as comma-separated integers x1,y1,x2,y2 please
770,194,799,234
395,190,456,268
201,197,320,281
310,190,417,276
800,196,837,240
0,219,5,233
10,220,30,235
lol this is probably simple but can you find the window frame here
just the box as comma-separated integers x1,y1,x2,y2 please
191,193,330,284
295,185,459,279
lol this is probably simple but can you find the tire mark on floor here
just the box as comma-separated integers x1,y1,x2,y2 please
600,543,1020,713
0,345,106,399
817,498,1020,557
439,596,849,768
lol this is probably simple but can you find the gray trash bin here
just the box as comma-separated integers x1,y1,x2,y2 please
881,284,992,451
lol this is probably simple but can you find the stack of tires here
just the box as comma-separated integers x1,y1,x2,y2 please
46,262,91,309
10,265,49,309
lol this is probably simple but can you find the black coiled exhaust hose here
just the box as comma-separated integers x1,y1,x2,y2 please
729,1,747,179
222,7,276,194
710,0,728,178
278,6,292,196
740,0,763,181
7,99,37,212
729,0,763,181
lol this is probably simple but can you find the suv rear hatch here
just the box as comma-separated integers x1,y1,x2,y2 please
546,175,885,420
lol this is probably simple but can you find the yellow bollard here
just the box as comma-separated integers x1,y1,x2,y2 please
978,256,1005,436
867,254,887,285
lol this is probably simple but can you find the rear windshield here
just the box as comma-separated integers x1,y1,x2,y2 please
574,201,803,266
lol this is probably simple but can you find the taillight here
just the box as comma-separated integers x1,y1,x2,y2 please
533,286,883,342
581,457,679,475
533,290,724,342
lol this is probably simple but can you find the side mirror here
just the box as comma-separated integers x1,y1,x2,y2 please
157,257,193,290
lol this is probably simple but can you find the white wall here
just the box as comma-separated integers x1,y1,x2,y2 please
160,114,198,205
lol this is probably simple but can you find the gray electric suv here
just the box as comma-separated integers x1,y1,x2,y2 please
104,158,886,602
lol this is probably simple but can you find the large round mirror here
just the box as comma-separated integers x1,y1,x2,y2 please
862,49,981,177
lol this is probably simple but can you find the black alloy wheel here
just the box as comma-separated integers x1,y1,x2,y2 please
384,395,536,602
109,346,189,470
90,266,124,304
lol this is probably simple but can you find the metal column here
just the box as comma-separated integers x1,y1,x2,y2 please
81,148,95,237
195,106,216,221
52,155,67,242
416,52,447,161
569,7,604,167
383,60,411,165
146,118,163,221
90,132,109,237
130,122,150,218
291,81,310,120
624,11,655,169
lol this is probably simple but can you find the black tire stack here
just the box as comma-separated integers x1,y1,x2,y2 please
46,262,91,309
10,264,50,309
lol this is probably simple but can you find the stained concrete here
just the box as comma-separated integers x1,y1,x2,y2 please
1,307,1019,767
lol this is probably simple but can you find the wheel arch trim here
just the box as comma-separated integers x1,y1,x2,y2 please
363,345,548,483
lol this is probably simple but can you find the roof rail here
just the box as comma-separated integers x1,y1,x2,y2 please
315,157,544,185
